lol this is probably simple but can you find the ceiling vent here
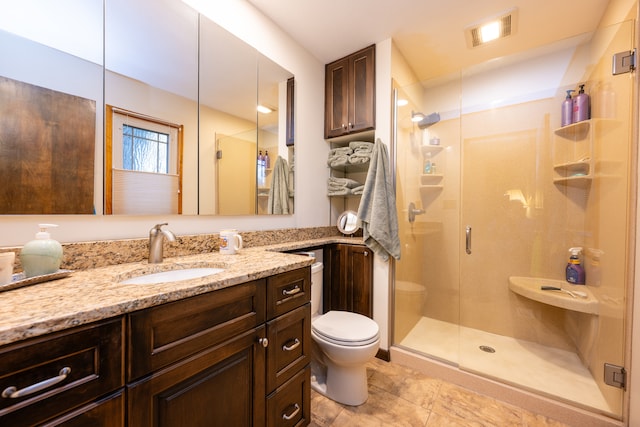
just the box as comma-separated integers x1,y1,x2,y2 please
465,8,518,48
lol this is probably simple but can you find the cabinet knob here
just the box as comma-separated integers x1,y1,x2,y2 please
349,122,353,128
258,337,269,348
342,123,347,130
364,251,368,256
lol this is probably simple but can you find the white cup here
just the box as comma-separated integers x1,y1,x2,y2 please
0,252,16,285
219,229,243,255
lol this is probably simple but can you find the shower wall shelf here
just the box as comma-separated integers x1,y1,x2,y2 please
420,173,444,187
552,119,594,187
421,145,444,156
508,276,599,315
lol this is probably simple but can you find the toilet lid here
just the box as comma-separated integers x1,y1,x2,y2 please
312,311,379,346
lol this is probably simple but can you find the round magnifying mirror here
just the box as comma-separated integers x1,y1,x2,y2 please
337,210,360,235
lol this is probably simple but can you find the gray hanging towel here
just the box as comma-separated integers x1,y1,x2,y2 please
357,138,401,261
268,156,290,214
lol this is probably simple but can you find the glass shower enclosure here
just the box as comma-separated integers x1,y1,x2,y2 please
392,20,634,419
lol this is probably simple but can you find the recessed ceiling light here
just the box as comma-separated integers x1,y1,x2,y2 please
465,8,518,48
257,105,274,114
397,99,409,107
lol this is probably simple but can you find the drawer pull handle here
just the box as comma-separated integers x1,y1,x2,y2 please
282,338,300,352
2,367,71,399
282,403,300,421
282,286,301,296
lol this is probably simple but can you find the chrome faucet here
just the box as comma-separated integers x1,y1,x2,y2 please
148,223,176,263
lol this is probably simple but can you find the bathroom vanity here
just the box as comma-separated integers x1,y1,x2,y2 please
0,249,314,426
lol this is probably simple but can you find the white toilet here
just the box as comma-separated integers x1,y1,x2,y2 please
309,258,380,406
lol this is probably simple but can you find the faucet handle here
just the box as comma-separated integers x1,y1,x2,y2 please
151,223,169,233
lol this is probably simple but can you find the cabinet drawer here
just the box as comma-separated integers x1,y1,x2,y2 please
44,390,124,427
0,318,124,426
128,279,266,380
266,366,310,427
267,267,310,319
266,304,310,393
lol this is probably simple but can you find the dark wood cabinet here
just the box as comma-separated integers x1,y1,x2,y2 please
0,267,311,427
286,77,295,146
324,45,375,139
324,243,373,318
128,267,311,427
0,318,124,426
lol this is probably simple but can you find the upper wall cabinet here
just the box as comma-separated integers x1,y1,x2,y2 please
324,45,375,139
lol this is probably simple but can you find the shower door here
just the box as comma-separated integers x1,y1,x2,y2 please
394,19,634,419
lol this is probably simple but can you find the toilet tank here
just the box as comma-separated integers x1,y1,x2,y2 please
311,261,323,315
292,251,323,316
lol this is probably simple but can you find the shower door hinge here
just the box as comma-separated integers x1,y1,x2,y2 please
612,49,636,75
604,363,626,389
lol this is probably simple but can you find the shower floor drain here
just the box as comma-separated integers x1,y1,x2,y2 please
479,345,496,353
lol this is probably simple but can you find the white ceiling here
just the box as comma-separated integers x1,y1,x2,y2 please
247,0,613,82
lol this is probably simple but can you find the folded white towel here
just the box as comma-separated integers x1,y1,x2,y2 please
349,141,374,152
328,176,362,189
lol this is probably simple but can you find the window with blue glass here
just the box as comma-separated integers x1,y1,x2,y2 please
122,125,169,174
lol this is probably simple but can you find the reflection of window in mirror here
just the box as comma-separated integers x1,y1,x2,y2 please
105,105,183,214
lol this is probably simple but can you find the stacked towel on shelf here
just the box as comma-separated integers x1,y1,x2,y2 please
327,147,353,168
328,176,362,196
348,141,374,164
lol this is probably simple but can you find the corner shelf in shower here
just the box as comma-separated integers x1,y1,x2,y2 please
552,120,594,187
419,173,444,190
421,145,444,156
508,276,599,315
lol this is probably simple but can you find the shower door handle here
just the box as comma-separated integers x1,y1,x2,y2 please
465,226,472,254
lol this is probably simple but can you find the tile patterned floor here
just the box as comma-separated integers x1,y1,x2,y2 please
310,358,569,427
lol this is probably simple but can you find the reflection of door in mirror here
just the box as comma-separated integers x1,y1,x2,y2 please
0,77,96,214
216,132,257,215
105,106,183,215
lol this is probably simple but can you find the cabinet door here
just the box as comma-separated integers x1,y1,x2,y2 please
128,327,266,427
286,77,295,146
324,57,350,138
325,244,373,318
348,45,375,134
345,244,373,318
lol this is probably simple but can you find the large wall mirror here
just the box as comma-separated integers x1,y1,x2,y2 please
0,0,294,216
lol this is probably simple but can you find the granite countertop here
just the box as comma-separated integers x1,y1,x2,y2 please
0,236,364,347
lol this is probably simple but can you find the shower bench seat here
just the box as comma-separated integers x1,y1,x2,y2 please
508,276,599,315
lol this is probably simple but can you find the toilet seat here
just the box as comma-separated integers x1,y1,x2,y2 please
312,311,379,347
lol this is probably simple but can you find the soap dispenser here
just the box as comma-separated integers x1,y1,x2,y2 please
20,224,63,277
566,247,585,285
561,90,575,127
572,84,591,123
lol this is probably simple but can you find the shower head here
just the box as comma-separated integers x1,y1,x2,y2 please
414,112,440,129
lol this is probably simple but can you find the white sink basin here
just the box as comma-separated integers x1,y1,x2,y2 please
120,267,224,285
